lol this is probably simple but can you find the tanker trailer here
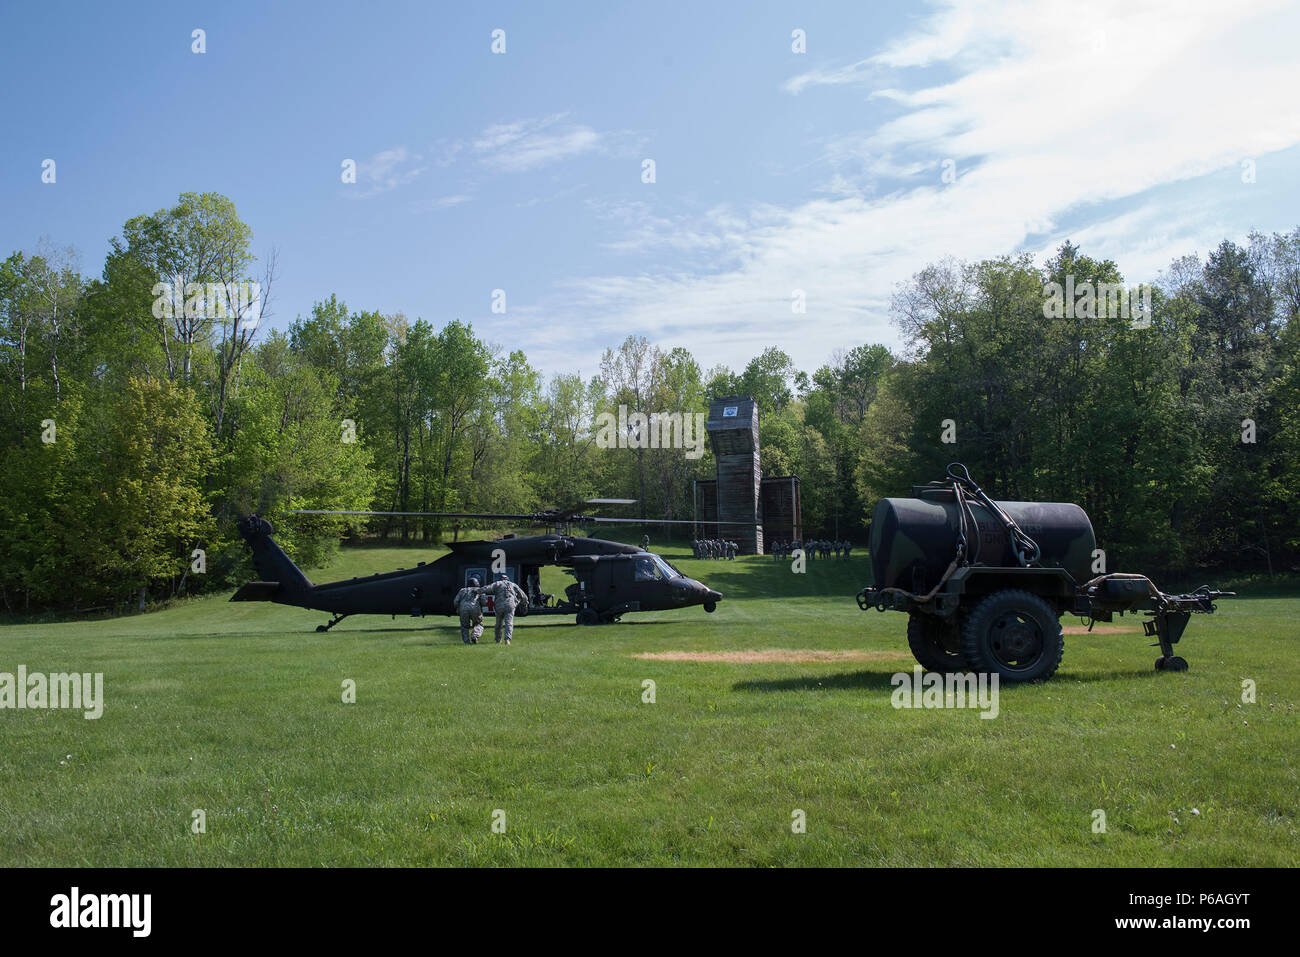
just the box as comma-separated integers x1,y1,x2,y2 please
855,464,1233,683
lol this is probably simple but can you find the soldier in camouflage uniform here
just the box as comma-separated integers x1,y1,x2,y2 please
485,572,529,645
454,576,485,644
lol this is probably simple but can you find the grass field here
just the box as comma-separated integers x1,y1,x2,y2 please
1,538,1296,867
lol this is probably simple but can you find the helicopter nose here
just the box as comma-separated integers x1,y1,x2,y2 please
705,588,722,603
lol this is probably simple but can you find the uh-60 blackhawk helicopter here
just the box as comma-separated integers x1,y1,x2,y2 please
231,500,736,631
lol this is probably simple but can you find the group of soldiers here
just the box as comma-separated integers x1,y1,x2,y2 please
453,573,529,645
770,539,853,561
692,538,738,560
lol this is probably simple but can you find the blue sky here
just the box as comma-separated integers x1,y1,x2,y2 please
3,0,1299,378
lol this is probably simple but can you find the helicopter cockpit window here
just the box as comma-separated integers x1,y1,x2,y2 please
633,556,661,582
650,554,680,579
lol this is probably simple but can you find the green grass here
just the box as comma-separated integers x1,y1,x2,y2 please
1,539,1296,866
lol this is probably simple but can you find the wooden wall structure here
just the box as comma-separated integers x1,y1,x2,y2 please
760,475,802,543
692,479,718,529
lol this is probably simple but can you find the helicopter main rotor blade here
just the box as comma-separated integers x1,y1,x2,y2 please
289,508,756,528
288,510,543,521
576,516,759,527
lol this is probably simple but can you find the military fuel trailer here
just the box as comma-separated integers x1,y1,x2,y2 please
855,464,1233,683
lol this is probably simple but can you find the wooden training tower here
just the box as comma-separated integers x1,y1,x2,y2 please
704,396,763,554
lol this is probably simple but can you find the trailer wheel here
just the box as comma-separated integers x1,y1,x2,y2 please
906,614,968,672
961,589,1064,683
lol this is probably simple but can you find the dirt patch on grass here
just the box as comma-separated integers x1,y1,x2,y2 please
632,649,913,664
1062,625,1137,635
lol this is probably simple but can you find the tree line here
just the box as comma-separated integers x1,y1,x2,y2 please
2,191,1296,614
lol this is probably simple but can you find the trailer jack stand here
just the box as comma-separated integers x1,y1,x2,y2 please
1146,610,1191,672
316,613,350,633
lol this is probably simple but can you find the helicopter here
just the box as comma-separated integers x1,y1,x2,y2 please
230,501,741,631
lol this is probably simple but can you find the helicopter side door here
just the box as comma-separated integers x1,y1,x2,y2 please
466,563,521,614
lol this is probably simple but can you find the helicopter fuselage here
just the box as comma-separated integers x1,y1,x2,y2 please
230,519,722,627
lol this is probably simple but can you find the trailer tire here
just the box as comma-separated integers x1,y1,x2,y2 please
906,614,969,672
961,589,1063,683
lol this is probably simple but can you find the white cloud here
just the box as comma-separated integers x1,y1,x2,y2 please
474,113,604,172
543,0,1300,376
783,58,875,95
355,146,427,197
417,193,473,211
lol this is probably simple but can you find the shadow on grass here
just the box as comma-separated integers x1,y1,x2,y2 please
736,667,1165,693
516,618,683,629
1056,669,1163,683
733,670,902,692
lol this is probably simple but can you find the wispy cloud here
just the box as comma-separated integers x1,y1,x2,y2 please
473,113,604,172
353,146,427,197
415,193,473,212
783,58,875,95
539,0,1300,376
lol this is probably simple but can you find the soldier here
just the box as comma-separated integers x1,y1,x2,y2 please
485,572,529,645
833,540,842,560
641,534,650,550
454,576,485,644
843,540,852,560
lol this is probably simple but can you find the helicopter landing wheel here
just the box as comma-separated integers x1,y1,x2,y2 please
316,625,327,633
1155,655,1189,672
577,608,601,626
703,601,716,613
